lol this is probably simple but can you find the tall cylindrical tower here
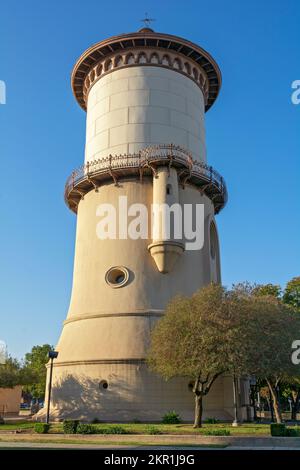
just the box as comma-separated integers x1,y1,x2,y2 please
41,28,244,422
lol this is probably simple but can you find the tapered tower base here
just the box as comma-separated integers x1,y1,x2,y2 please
37,363,248,422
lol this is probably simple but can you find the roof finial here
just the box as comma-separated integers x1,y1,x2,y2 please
140,12,155,29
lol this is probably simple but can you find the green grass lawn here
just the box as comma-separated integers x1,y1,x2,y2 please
0,422,35,430
0,421,272,435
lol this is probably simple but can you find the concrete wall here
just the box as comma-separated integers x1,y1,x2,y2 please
55,181,219,364
38,178,228,422
85,67,206,162
47,364,235,422
65,181,216,325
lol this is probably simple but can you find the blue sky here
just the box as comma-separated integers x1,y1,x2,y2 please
0,0,299,358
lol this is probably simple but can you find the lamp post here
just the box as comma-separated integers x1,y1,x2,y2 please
288,397,292,414
269,393,275,422
46,350,58,424
232,375,239,427
249,376,257,421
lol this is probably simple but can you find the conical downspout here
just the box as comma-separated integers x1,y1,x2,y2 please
148,166,184,273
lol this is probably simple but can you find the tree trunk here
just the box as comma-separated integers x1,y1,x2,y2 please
291,402,297,421
268,397,274,422
193,394,203,428
272,396,282,424
291,391,300,421
250,389,257,421
266,379,282,424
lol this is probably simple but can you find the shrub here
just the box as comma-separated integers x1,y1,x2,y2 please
162,411,182,424
201,429,230,436
294,427,300,436
77,423,95,434
146,425,162,435
91,418,101,424
93,427,110,434
204,418,219,424
34,423,50,434
106,425,127,434
285,427,300,437
93,425,127,434
270,423,286,436
286,427,297,437
63,419,79,434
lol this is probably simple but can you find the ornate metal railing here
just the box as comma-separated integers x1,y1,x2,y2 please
64,144,228,213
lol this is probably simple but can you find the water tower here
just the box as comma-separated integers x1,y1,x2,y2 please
43,27,249,421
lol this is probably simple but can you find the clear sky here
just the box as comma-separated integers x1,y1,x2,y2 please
0,0,299,359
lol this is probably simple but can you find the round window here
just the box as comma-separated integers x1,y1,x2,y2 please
99,380,108,390
105,266,129,288
115,273,125,284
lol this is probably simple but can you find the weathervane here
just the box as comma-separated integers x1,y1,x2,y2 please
140,12,155,28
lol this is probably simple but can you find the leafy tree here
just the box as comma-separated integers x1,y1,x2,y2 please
229,286,300,423
282,377,300,421
23,344,53,399
283,277,300,310
148,283,300,427
148,284,247,428
0,356,36,388
253,283,282,299
258,304,300,423
259,385,275,420
0,357,22,388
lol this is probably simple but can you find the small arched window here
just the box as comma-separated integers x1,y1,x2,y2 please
193,68,199,80
114,55,123,67
166,184,173,196
138,53,147,64
184,62,191,74
126,53,135,65
96,64,103,76
210,222,218,259
173,58,181,70
150,53,159,64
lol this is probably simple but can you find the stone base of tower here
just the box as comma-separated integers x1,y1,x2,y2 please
36,363,250,423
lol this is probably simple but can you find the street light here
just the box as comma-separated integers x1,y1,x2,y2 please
232,375,239,427
0,342,7,423
46,350,58,424
249,376,257,421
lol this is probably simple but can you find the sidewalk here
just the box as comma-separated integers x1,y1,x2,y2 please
0,433,300,448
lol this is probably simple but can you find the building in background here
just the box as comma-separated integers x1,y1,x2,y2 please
0,386,22,417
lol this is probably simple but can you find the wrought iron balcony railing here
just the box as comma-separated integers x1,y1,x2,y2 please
64,144,228,214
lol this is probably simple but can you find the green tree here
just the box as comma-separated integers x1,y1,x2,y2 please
283,277,300,310
230,285,300,423
0,356,36,389
148,283,300,427
148,284,246,428
253,283,282,299
282,377,300,421
0,357,22,388
23,344,53,399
